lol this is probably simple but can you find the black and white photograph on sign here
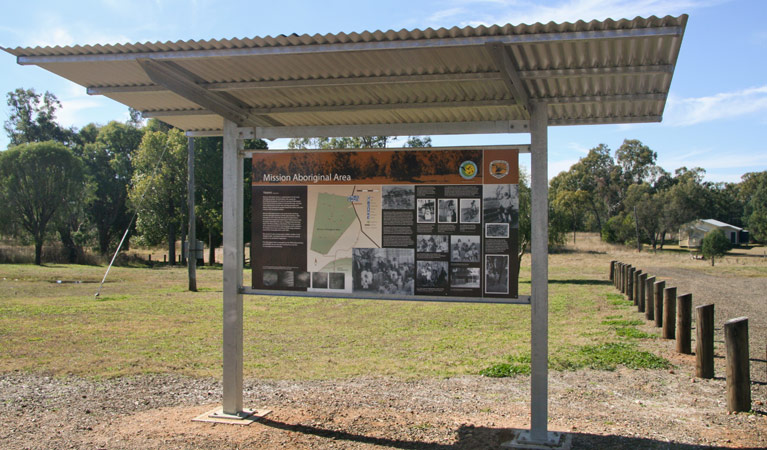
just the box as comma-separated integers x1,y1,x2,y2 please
416,261,449,288
417,199,436,223
329,272,346,290
485,223,510,239
352,248,415,295
485,255,509,294
417,234,449,253
450,235,480,263
263,270,278,287
295,271,311,288
278,271,294,288
382,185,415,210
312,272,328,289
460,198,481,223
438,199,458,223
450,267,480,288
483,184,519,226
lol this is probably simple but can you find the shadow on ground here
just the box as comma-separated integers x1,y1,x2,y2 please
258,419,758,449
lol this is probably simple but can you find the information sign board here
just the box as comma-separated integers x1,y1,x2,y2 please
251,147,520,302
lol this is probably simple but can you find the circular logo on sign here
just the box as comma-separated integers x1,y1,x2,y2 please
459,161,478,180
489,160,510,179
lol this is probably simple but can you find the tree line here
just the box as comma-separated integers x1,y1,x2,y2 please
548,140,767,249
0,88,264,265
2,87,765,266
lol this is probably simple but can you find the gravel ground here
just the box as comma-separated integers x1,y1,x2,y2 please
0,366,765,450
626,263,767,393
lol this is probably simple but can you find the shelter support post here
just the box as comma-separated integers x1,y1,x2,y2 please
530,102,552,443
222,119,245,415
526,102,562,448
507,102,568,449
188,137,197,292
194,121,270,425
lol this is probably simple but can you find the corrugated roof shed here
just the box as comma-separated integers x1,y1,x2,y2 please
2,15,687,137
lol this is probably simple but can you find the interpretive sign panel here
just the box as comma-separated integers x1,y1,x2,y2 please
251,147,520,302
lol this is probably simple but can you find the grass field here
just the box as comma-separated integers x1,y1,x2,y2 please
1,234,762,380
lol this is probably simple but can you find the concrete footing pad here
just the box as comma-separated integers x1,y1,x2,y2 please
501,429,572,450
192,407,272,426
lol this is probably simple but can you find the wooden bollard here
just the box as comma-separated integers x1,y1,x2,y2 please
609,260,616,281
624,265,630,294
614,262,620,288
663,286,677,339
725,317,751,412
653,280,665,327
627,267,634,302
633,270,641,306
638,272,647,313
163,254,167,263
645,276,655,320
676,293,692,353
618,263,626,292
696,304,715,378
148,254,152,262
619,263,625,292
618,263,626,293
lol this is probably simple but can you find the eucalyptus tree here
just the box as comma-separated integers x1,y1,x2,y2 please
129,128,188,264
0,142,86,264
81,121,144,254
4,88,75,146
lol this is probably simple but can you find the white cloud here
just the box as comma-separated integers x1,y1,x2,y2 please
53,81,111,129
663,85,767,126
427,7,469,23
549,157,579,178
430,0,719,27
657,146,767,182
565,141,590,154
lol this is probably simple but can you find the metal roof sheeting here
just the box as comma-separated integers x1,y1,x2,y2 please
2,15,687,136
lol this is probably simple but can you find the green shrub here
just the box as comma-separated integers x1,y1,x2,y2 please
701,229,732,266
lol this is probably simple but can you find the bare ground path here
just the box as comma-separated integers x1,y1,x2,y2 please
0,366,765,449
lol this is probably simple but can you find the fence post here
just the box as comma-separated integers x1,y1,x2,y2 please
663,286,677,339
633,270,641,307
638,273,647,313
627,267,634,302
653,280,665,327
725,317,751,412
676,293,692,353
618,263,625,293
696,304,715,378
645,276,655,320
624,265,630,295
610,260,616,282
620,264,626,293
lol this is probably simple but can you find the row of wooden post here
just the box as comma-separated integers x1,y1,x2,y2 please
609,260,751,413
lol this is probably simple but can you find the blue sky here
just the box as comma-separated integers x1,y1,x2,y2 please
1,0,765,182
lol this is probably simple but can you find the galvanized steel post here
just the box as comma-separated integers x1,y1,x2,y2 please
530,102,550,443
222,119,244,414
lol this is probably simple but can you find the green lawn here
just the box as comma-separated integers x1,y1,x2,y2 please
0,255,655,380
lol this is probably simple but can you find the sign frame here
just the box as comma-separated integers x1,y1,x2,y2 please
246,145,530,304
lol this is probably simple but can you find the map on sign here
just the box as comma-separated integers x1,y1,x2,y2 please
306,186,382,274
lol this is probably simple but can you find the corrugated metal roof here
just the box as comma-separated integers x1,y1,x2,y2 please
701,219,742,230
2,15,687,137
